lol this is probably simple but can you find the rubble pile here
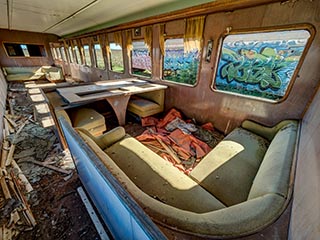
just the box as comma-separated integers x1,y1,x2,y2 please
0,83,79,240
138,108,224,174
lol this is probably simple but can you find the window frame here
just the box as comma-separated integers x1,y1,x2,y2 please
60,46,66,62
74,45,82,65
55,47,62,60
161,36,201,87
83,44,92,67
108,42,125,73
3,42,47,58
130,39,152,78
211,24,315,103
93,43,106,70
68,46,74,63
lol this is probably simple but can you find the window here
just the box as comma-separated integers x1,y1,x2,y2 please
93,44,105,69
68,46,74,63
109,43,124,73
55,48,61,60
163,38,200,85
51,47,57,59
60,47,66,61
74,45,82,64
4,43,46,57
213,29,312,101
83,45,92,66
21,44,30,57
131,41,151,77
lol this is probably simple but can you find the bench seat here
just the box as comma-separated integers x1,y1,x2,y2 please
2,66,64,82
127,90,165,117
73,120,298,237
56,108,106,136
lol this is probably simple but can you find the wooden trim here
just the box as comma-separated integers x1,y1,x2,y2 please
64,0,283,40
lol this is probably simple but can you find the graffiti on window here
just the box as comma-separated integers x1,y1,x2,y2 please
214,30,311,101
132,41,151,77
163,38,200,85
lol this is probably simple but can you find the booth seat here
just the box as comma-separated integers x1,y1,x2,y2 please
2,66,64,82
75,120,298,237
56,108,106,136
127,89,165,117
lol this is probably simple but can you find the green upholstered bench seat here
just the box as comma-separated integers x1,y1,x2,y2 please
78,127,226,213
189,127,270,206
56,108,106,136
74,120,298,237
2,66,64,82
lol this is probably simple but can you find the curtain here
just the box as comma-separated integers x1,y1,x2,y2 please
105,34,111,54
97,34,105,48
184,16,205,53
159,23,165,56
114,31,122,47
144,25,153,54
125,29,133,57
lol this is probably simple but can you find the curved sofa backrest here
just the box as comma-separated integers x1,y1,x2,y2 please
55,109,72,125
248,121,298,200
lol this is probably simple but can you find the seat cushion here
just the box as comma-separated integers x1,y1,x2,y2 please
71,108,106,136
127,97,162,117
105,136,226,213
190,128,269,206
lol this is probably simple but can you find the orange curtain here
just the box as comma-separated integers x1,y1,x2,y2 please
125,29,133,57
114,31,122,47
184,16,205,53
159,23,165,56
144,25,153,54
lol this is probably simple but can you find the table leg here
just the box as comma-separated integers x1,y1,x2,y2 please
106,95,130,126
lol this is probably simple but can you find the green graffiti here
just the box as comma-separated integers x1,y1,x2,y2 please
220,47,299,90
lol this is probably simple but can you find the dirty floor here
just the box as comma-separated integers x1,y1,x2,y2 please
5,83,100,240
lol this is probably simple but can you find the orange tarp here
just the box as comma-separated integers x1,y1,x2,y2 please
137,108,214,174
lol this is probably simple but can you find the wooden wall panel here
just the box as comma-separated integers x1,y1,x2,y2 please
289,85,320,240
162,1,320,133
60,1,320,134
0,69,7,144
0,29,59,67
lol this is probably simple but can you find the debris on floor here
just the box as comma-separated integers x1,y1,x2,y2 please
1,82,99,240
137,108,224,174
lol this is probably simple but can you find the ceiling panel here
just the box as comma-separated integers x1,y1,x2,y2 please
0,0,8,29
10,0,93,32
1,0,216,36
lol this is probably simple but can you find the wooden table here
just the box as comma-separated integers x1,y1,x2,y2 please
57,78,167,125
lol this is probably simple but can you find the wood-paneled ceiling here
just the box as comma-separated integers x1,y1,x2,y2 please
0,0,215,37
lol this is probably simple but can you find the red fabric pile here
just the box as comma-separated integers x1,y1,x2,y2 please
137,108,215,174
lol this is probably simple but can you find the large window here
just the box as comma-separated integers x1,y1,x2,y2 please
60,47,66,62
83,45,92,66
131,41,151,77
68,46,74,63
163,38,200,85
51,47,57,59
55,47,61,60
74,45,82,64
213,29,312,101
4,43,46,57
94,44,105,69
109,43,124,73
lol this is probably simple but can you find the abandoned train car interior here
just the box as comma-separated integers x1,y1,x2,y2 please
0,0,319,239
